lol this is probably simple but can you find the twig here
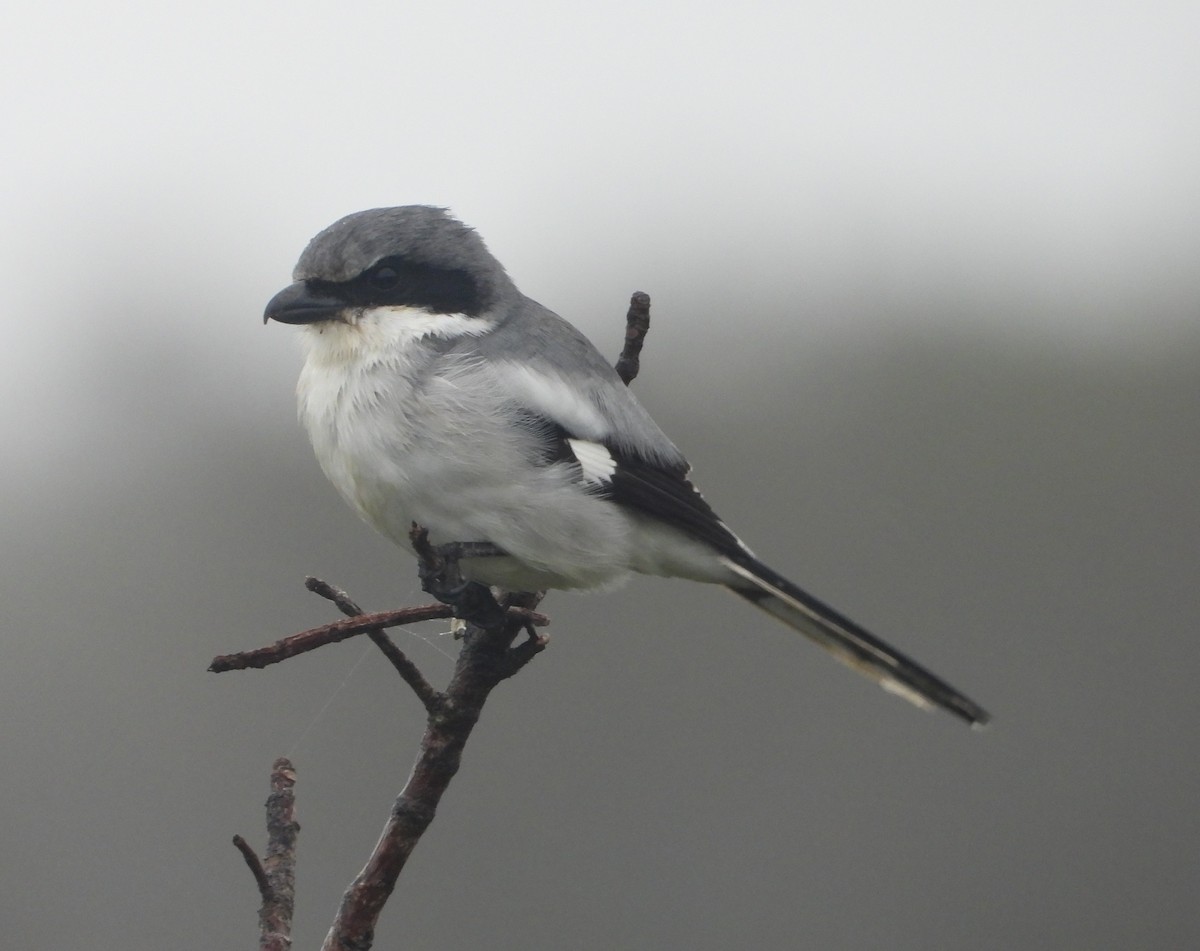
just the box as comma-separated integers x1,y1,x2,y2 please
234,758,299,951
615,291,651,385
208,606,454,672
232,835,271,903
209,593,549,675
304,576,365,616
321,599,547,951
307,576,444,714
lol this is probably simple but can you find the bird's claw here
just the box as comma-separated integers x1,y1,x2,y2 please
411,525,509,633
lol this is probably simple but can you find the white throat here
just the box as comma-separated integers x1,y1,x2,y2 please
299,305,494,366
293,305,496,546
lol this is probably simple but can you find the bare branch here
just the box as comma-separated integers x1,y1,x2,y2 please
208,605,454,672
234,758,299,951
261,758,299,951
615,291,651,385
368,632,444,713
211,575,546,715
320,595,545,951
232,835,271,904
492,590,550,679
305,576,366,615
309,575,443,714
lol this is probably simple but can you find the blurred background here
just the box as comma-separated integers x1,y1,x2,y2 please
3,2,1198,948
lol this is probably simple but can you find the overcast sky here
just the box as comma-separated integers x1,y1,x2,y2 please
3,3,1198,949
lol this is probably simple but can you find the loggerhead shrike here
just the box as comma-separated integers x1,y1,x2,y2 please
265,206,988,726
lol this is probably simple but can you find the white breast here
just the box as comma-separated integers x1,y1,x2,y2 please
293,306,638,590
297,308,494,539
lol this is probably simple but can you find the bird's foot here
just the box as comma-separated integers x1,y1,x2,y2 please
410,525,509,632
434,541,509,562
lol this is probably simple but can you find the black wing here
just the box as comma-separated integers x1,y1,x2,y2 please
531,416,742,556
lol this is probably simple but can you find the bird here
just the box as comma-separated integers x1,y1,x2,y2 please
264,205,989,727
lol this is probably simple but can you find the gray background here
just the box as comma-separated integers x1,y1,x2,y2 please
4,3,1198,949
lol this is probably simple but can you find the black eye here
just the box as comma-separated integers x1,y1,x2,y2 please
369,265,399,290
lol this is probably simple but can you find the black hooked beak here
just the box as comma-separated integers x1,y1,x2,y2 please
263,282,346,325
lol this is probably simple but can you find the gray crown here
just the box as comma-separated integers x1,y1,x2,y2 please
294,205,516,300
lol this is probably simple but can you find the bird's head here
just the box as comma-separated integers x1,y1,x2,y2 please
264,206,513,327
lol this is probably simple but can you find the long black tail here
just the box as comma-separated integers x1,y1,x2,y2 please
720,552,989,727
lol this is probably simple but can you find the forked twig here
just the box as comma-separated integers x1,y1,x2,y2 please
233,758,298,951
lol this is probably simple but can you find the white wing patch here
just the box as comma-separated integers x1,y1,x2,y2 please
567,438,617,485
493,362,609,441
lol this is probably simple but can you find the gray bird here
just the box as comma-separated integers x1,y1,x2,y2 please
265,206,988,726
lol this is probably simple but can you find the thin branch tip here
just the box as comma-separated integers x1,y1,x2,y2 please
615,291,652,386
208,603,455,672
305,576,362,615
232,834,273,903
